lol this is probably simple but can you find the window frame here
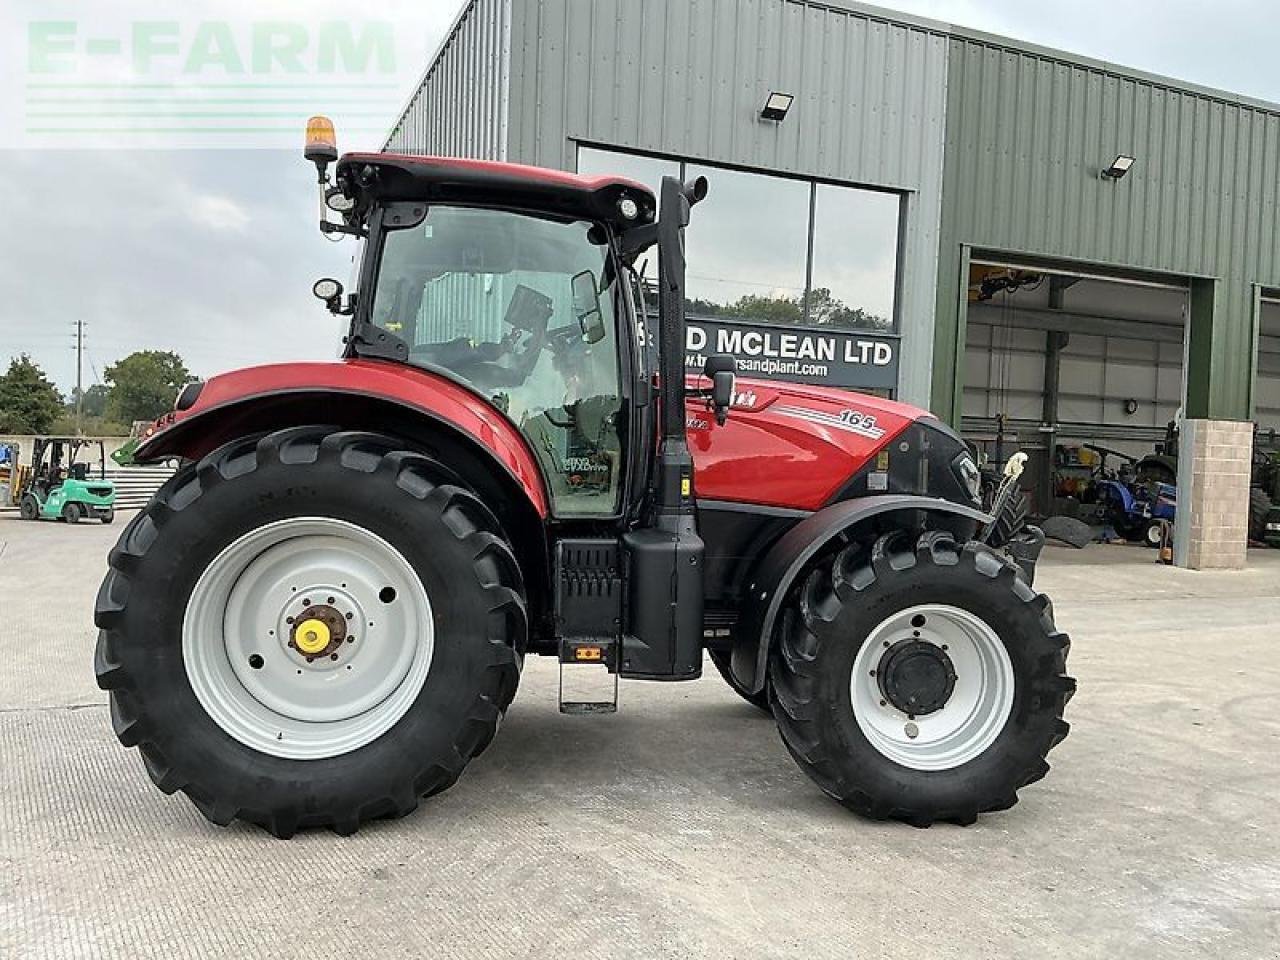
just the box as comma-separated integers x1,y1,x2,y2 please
354,200,642,522
574,141,907,333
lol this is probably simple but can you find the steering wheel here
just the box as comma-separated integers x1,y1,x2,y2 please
410,283,554,389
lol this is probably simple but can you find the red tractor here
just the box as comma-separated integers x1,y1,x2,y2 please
95,119,1073,837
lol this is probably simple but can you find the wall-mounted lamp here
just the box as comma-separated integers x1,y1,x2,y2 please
760,91,794,122
1100,154,1136,180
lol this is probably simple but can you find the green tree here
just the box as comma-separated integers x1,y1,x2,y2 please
69,383,110,418
805,287,890,330
722,293,804,326
105,351,193,424
0,354,63,434
690,287,891,331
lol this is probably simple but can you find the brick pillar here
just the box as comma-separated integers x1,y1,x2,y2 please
1173,419,1251,570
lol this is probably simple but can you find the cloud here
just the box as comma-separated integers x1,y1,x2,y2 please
188,193,251,233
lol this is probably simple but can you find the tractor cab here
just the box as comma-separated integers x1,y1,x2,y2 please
18,437,116,524
305,128,682,523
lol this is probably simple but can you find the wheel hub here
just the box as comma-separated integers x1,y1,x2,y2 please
878,639,956,716
287,602,348,659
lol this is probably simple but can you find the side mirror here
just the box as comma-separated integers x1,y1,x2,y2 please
571,269,607,344
703,354,737,426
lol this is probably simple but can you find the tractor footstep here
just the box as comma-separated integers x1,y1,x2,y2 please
558,640,619,714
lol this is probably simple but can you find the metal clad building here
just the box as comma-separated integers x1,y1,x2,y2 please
387,0,1280,567
933,32,1280,424
393,0,512,160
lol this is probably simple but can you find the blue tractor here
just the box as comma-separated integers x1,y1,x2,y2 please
1081,444,1176,548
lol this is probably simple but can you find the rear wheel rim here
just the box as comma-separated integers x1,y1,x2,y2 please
183,517,434,760
850,604,1014,771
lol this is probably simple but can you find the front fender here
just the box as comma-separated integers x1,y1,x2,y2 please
135,359,549,517
730,495,991,694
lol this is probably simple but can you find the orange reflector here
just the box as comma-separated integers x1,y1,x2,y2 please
573,646,604,662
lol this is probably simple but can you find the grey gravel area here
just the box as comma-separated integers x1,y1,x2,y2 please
3,512,1280,959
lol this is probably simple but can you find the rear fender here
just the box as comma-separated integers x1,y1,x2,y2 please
730,495,991,695
136,361,548,517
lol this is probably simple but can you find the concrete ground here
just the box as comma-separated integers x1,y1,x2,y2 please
3,512,1280,960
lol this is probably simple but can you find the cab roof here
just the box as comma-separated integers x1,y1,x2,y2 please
335,153,656,229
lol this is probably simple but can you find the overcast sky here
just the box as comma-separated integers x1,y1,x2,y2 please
4,0,1279,394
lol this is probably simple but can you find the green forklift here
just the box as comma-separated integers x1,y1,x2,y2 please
17,437,116,524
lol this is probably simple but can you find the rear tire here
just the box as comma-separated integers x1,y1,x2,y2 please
19,494,38,521
1249,487,1272,543
769,530,1074,826
94,427,526,837
100,508,115,525
707,648,770,713
63,502,82,524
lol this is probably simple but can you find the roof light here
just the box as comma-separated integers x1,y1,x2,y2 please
760,91,794,122
304,115,338,177
618,195,639,220
1100,154,1136,180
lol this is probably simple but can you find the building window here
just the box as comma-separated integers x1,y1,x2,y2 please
575,145,901,331
683,163,810,324
810,184,899,331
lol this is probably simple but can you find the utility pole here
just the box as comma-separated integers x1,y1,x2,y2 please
74,319,85,435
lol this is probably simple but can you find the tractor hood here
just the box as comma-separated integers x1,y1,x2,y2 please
687,376,978,512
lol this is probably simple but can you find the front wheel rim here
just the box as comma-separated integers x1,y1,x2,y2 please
850,604,1014,771
183,517,434,761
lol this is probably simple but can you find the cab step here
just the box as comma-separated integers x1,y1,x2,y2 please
558,638,619,714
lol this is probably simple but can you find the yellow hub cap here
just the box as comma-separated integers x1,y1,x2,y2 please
295,618,331,655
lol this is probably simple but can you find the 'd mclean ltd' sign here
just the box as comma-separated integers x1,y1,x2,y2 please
682,316,900,392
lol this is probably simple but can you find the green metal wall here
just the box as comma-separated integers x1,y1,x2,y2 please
932,33,1280,424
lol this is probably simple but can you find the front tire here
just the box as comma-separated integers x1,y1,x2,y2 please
19,494,38,521
707,648,770,713
63,501,82,524
769,530,1073,826
94,427,526,837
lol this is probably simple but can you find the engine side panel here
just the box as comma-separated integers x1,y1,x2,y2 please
686,378,923,511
